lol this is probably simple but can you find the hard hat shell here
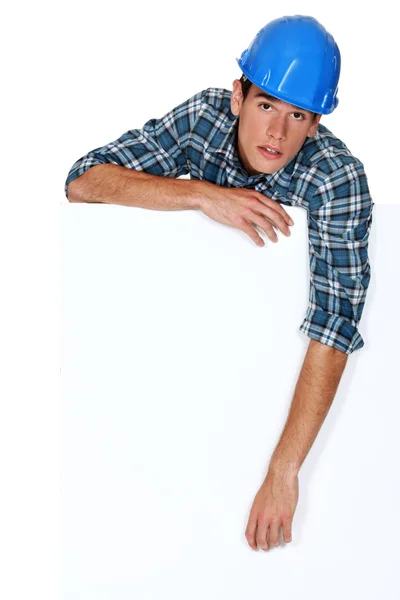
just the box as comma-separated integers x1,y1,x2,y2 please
236,15,341,115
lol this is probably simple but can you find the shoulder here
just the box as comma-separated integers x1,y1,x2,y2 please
206,87,233,108
194,87,232,109
183,87,233,121
177,87,235,145
171,86,233,126
289,124,371,207
300,124,366,183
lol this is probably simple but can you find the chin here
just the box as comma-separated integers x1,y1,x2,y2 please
251,154,288,175
253,161,283,175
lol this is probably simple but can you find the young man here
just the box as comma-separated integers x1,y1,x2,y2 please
65,16,374,552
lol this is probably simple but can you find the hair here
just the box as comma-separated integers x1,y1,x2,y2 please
239,74,318,122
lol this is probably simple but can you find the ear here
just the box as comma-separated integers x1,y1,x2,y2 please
231,79,244,116
306,114,322,138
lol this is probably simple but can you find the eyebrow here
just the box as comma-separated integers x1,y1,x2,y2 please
253,92,306,113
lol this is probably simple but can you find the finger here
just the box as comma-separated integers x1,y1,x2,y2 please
247,199,292,236
260,208,292,236
255,192,294,225
245,513,259,550
239,220,267,246
240,206,276,243
268,521,281,547
256,519,270,551
282,519,293,543
250,212,288,241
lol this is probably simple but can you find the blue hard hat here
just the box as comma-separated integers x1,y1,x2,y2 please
236,15,341,115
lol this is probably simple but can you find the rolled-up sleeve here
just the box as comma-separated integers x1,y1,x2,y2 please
299,161,374,354
64,89,206,198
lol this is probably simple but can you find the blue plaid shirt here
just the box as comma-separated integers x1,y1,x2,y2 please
65,87,374,355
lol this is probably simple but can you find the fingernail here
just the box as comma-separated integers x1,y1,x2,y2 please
289,218,294,225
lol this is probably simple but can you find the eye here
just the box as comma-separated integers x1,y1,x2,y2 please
259,103,305,120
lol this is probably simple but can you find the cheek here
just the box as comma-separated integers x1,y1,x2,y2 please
287,126,308,148
243,119,264,148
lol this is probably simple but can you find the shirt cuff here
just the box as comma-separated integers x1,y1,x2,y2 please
299,307,365,355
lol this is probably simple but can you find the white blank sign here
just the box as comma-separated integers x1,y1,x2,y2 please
60,203,399,600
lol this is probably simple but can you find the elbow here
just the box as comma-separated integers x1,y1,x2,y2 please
66,178,84,203
67,177,82,202
66,165,108,203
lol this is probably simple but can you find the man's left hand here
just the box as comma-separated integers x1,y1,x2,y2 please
245,469,299,551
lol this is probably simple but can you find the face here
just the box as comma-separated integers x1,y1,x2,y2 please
230,79,322,175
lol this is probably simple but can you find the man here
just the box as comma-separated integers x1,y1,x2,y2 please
65,16,374,552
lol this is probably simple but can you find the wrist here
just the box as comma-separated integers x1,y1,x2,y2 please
185,179,210,211
268,457,300,480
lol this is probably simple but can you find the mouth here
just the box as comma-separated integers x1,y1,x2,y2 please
258,145,283,161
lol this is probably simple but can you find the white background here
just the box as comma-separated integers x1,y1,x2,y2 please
59,203,399,599
1,1,399,599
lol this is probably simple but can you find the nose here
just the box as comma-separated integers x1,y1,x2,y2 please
266,115,287,141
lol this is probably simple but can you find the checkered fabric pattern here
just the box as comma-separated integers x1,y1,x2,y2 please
65,87,374,354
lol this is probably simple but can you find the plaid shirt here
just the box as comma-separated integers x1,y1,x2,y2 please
65,87,374,355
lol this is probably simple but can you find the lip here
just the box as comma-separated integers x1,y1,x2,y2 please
258,145,283,160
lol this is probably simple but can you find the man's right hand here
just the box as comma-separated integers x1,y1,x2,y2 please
194,181,294,247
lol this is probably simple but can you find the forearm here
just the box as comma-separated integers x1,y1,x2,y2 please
67,164,203,210
269,339,348,478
